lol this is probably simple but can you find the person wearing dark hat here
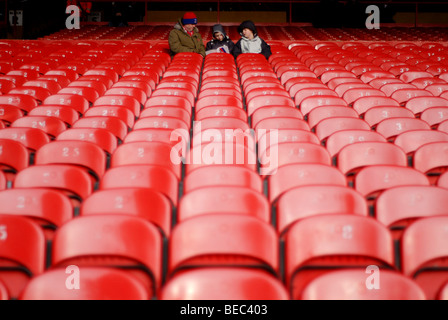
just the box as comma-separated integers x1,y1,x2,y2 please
169,12,206,57
205,24,235,55
233,20,271,60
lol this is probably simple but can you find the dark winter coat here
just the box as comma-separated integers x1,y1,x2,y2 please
205,24,235,55
168,19,206,57
233,20,272,60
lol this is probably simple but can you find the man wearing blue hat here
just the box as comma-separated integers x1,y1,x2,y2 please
169,12,206,57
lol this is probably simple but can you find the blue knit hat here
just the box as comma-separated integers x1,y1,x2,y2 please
182,12,198,25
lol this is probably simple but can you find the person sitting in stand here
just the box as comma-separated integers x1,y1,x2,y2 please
205,24,235,55
233,20,271,60
169,12,206,58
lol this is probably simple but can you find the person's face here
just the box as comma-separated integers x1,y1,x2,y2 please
184,24,195,32
242,28,254,39
214,32,224,41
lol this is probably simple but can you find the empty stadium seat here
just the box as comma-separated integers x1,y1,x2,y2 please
276,185,368,236
160,268,288,300
80,188,171,239
401,216,448,300
314,117,371,143
267,163,347,204
376,186,448,241
168,213,279,278
300,269,426,300
14,164,93,205
99,165,179,207
178,186,270,224
0,215,46,299
0,188,73,241
51,214,163,299
413,141,448,184
261,142,331,176
20,267,150,300
183,165,263,194
34,140,107,184
336,141,408,178
325,130,387,159
284,214,396,300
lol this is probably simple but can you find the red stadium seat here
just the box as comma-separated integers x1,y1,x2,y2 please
34,140,107,183
58,86,100,104
376,186,448,241
0,188,73,241
337,141,408,177
261,142,331,176
20,267,150,300
295,88,338,107
183,165,263,194
314,117,371,143
0,127,50,152
0,215,46,299
0,138,30,177
11,116,67,139
342,88,386,105
325,130,387,159
405,96,448,115
51,214,163,299
0,105,23,126
84,105,135,129
375,118,431,141
93,95,141,117
421,108,448,128
413,141,448,184
56,128,118,156
28,106,79,126
14,164,93,204
401,216,448,300
276,185,368,236
300,269,425,300
0,94,38,113
195,105,246,123
307,105,359,130
284,214,396,300
80,188,171,238
299,96,347,117
363,106,415,128
72,116,128,142
168,214,279,278
390,88,434,105
394,130,448,156
267,163,347,204
99,165,179,207
110,141,181,180
178,186,269,223
351,96,400,115
160,268,288,300
354,165,430,202
42,94,90,115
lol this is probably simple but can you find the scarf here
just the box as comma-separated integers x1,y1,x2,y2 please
240,36,263,54
183,27,194,36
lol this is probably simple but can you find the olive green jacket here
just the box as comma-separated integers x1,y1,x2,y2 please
168,19,206,57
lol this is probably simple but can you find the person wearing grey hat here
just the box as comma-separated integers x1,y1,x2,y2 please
233,20,271,60
205,24,235,55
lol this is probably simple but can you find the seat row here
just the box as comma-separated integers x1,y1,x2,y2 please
3,211,448,300
1,40,448,300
